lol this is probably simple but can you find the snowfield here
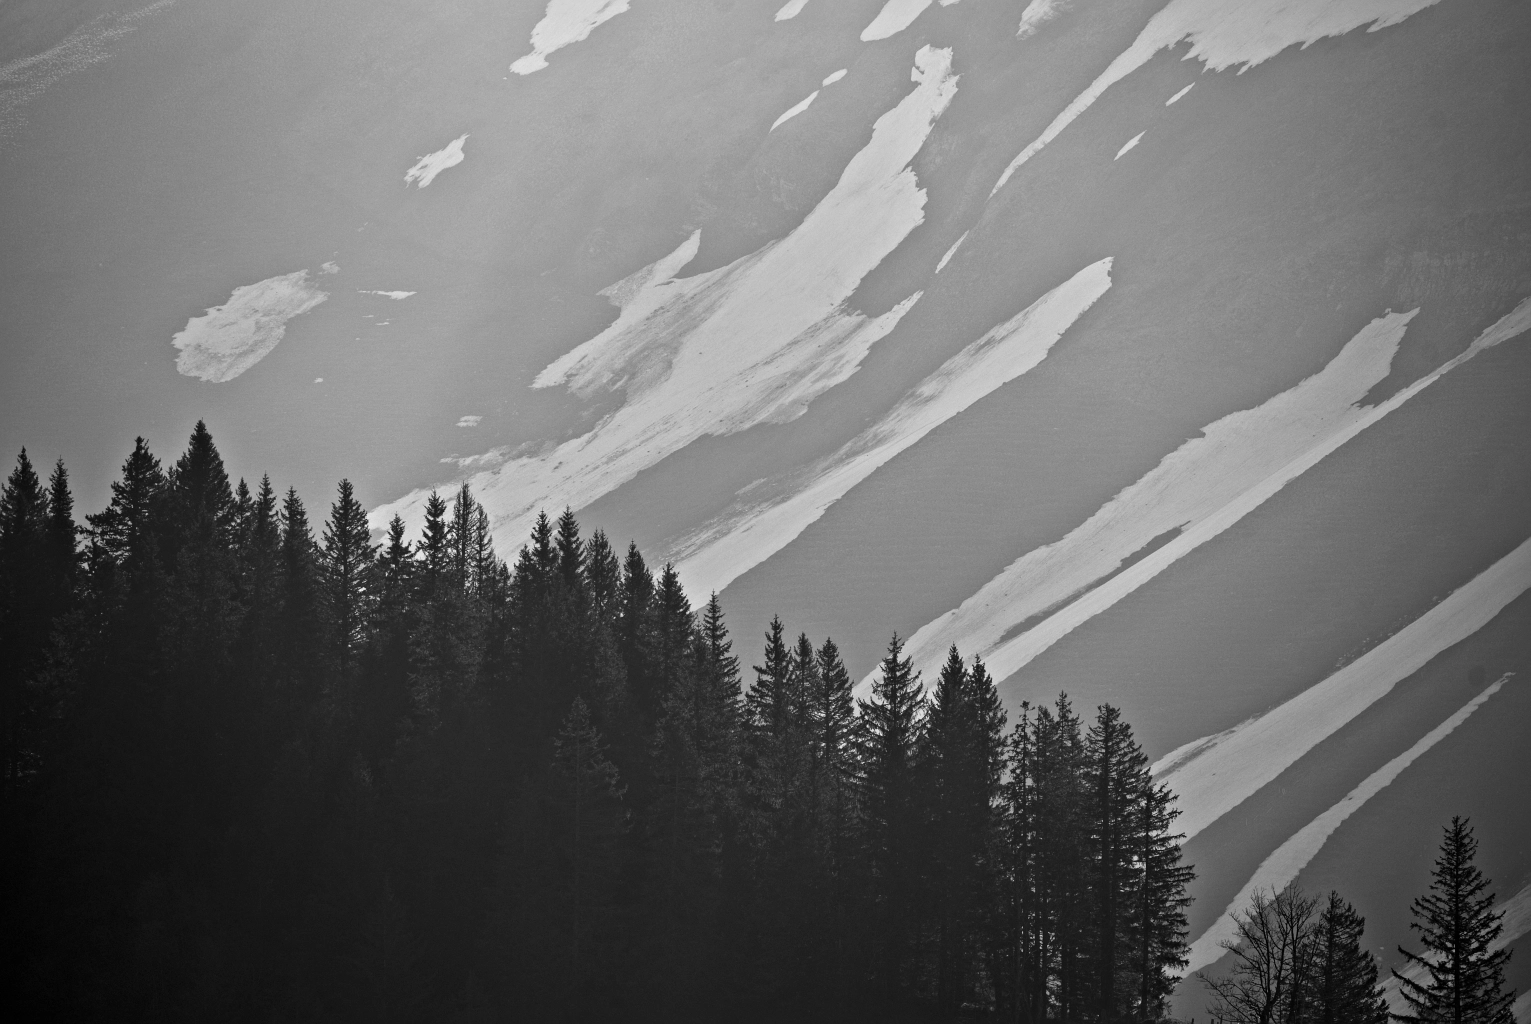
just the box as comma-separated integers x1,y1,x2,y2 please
1158,535,1531,845
993,0,1444,193
171,271,328,383
893,296,1531,694
1182,674,1511,975
670,259,1113,598
404,134,467,188
374,48,960,550
511,0,632,75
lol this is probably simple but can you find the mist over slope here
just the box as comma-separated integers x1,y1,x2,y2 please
3,0,1528,1002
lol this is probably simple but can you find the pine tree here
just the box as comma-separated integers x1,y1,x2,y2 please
809,636,856,863
278,487,322,697
1394,818,1516,1024
857,632,927,998
746,615,794,735
86,437,165,568
1085,703,1152,1023
1,450,51,795
585,530,621,627
1308,893,1388,1024
1132,779,1194,1021
923,645,975,1012
321,479,377,684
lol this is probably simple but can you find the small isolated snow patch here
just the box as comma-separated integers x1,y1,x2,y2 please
1114,131,1144,159
775,0,809,21
457,415,483,428
313,377,324,383
771,90,819,131
822,68,847,87
512,0,632,75
861,0,934,42
935,230,968,273
320,261,340,275
359,289,416,300
1165,81,1194,105
172,271,328,382
1017,0,1064,39
405,134,467,188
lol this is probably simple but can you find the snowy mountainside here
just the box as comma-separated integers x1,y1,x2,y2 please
2,0,1529,1001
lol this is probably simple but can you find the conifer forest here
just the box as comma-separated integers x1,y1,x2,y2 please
0,425,1516,1023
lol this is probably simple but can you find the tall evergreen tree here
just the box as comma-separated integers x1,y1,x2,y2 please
1132,779,1194,1021
1085,703,1152,1023
746,616,794,736
1308,893,1389,1024
857,633,927,999
1,450,51,795
321,479,377,684
1394,818,1516,1024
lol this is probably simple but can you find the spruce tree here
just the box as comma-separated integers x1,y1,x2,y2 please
1308,893,1389,1024
1132,779,1194,1020
86,437,164,568
1,450,51,795
746,615,794,735
1085,703,1151,1023
1394,818,1515,1024
321,479,377,683
857,632,927,998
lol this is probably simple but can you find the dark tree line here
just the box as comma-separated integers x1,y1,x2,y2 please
2,424,1198,1021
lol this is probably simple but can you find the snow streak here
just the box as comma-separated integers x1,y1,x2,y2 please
775,0,810,21
935,231,968,273
1159,534,1531,844
771,90,819,131
375,47,960,549
1114,131,1144,159
862,0,935,42
511,0,632,75
172,271,328,383
993,0,1443,194
359,290,415,300
671,259,1113,598
404,134,467,188
894,297,1531,696
1166,82,1195,105
1183,675,1511,975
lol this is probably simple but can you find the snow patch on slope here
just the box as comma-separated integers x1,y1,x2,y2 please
1166,81,1195,105
1115,131,1144,159
775,0,810,21
1183,675,1512,975
772,90,819,131
862,0,935,42
359,289,415,299
935,231,968,273
376,47,960,549
1017,0,1066,39
894,297,1531,697
172,271,328,383
405,134,467,188
511,0,631,75
823,69,848,87
1160,534,1531,844
671,259,1113,597
993,0,1443,194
